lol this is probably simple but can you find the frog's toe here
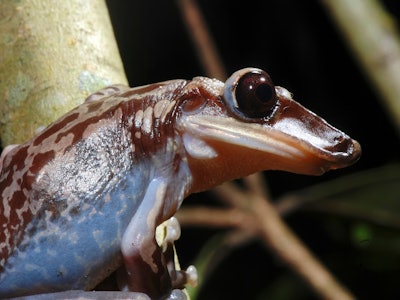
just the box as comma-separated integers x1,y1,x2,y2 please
185,265,198,287
158,219,198,290
157,216,181,252
168,289,188,300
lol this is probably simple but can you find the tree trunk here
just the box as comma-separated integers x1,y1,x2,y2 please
0,0,127,146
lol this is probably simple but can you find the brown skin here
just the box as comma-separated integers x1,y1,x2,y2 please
187,137,359,194
183,91,361,194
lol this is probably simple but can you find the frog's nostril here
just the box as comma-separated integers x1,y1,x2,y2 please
348,139,362,164
332,136,361,166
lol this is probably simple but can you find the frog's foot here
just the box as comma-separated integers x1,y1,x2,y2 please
120,179,197,299
159,217,198,290
120,213,197,299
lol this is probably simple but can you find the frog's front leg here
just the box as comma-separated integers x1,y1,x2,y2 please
120,178,196,299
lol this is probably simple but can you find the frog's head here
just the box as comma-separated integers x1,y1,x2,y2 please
175,68,361,193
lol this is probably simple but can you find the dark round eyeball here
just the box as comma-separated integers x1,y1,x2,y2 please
224,68,277,119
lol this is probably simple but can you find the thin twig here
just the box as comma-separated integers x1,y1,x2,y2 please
176,0,226,80
243,172,271,198
176,206,258,231
205,182,355,300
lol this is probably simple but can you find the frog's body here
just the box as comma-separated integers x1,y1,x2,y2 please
0,68,361,299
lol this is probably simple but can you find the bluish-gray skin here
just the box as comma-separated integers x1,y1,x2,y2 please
0,82,194,299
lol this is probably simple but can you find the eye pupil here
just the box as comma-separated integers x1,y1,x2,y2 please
233,70,277,119
256,83,273,104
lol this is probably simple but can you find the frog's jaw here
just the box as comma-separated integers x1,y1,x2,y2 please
178,91,361,193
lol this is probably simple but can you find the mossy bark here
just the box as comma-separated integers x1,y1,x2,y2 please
0,0,127,146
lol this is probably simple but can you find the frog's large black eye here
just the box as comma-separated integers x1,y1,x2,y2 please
224,68,277,119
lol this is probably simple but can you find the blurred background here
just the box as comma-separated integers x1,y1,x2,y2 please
106,1,400,299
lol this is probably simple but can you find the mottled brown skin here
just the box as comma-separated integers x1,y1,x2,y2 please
0,68,360,299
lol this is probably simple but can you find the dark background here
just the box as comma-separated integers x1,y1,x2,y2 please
106,1,400,299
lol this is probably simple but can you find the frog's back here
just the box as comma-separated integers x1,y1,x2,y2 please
0,80,188,296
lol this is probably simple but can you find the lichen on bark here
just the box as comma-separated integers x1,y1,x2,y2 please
0,0,127,146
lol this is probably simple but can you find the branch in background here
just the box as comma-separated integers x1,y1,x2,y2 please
176,0,226,80
178,179,356,300
217,182,354,300
176,0,355,299
321,0,400,136
0,0,127,146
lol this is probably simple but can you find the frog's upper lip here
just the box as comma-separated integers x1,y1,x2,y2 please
177,112,361,176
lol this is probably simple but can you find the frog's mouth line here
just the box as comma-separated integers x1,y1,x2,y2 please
178,114,361,175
